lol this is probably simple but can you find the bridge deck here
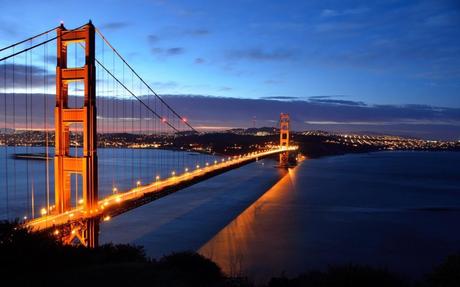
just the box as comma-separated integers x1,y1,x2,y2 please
25,147,297,231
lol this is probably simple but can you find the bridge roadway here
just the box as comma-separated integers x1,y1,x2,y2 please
25,146,297,231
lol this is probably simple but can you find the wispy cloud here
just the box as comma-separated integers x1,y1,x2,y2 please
218,86,232,91
158,94,460,140
99,21,131,31
309,98,366,106
183,29,209,36
0,63,55,89
151,47,185,57
264,79,282,85
262,96,299,100
147,35,160,44
2,92,459,140
320,7,370,18
226,48,296,61
0,19,18,37
194,58,205,64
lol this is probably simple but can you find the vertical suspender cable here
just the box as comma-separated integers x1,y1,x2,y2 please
12,46,17,205
3,58,8,219
44,36,50,216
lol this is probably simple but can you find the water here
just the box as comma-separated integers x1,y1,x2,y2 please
2,149,459,282
99,158,286,256
199,151,460,282
0,146,221,219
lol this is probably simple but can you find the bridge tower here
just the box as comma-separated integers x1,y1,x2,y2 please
54,23,98,216
279,113,290,166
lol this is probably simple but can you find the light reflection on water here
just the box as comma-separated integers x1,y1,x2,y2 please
198,166,299,278
199,151,460,283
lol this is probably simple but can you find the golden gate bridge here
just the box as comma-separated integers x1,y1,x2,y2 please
0,22,297,247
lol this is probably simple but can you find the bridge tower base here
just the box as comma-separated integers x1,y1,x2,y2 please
60,218,99,248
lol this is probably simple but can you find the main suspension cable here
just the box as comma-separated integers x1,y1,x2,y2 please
95,28,197,132
95,59,180,132
0,26,58,53
0,24,87,62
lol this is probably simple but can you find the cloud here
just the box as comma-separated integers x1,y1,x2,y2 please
147,27,209,43
0,63,55,89
264,79,282,85
308,98,366,106
0,19,17,37
320,7,369,18
183,29,209,36
226,48,296,61
151,81,179,89
99,21,131,31
262,96,299,100
157,94,460,140
166,47,184,55
148,35,160,44
194,58,205,64
309,95,347,99
424,11,460,27
218,86,232,91
1,92,459,140
151,47,185,57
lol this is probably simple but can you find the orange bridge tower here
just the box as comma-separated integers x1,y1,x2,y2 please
54,22,98,246
279,113,290,166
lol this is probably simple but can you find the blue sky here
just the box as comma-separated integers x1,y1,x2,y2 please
1,0,459,138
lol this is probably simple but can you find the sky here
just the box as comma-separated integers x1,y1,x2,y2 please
0,0,459,139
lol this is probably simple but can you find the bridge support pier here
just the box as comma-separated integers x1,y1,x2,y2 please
61,218,99,248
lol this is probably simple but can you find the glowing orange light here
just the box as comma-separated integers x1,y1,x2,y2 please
103,215,111,222
40,208,47,216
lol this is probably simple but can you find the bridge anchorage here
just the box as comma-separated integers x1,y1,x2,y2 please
0,21,297,247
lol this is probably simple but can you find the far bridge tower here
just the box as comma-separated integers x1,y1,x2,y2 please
279,113,290,166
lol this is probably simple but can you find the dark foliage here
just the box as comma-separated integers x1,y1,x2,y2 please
0,221,226,287
155,251,225,286
424,252,460,287
1,221,460,287
267,265,410,287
